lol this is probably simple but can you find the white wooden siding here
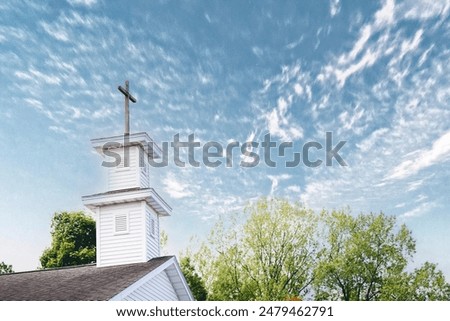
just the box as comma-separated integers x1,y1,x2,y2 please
107,145,150,190
123,270,178,301
146,205,160,259
97,202,160,266
98,202,145,266
107,146,139,190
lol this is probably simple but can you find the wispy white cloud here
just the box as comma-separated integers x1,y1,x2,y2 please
389,29,424,66
70,107,82,119
415,194,428,203
240,130,258,163
30,68,61,85
267,174,291,195
374,0,395,27
40,21,69,42
400,201,435,219
395,202,406,208
356,128,389,152
252,46,263,57
330,0,341,17
417,44,434,66
293,83,303,95
338,26,373,66
407,179,425,192
266,96,303,141
385,130,450,181
398,0,449,21
286,185,301,193
338,105,367,134
46,56,77,73
286,36,304,50
24,98,43,109
92,106,116,119
16,67,61,86
400,29,423,56
49,125,70,135
15,71,33,81
298,0,449,218
0,26,29,42
256,63,312,141
67,0,97,7
163,173,194,199
24,98,56,122
334,49,380,87
319,0,398,87
60,11,109,28
300,176,350,209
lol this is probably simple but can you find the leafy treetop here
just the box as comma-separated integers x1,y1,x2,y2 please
40,211,96,268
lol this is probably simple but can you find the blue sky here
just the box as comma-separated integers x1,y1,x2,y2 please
0,0,449,277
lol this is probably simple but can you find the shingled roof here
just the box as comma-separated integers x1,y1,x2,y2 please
0,256,173,301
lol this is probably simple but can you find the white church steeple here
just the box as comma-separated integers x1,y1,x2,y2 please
82,81,171,267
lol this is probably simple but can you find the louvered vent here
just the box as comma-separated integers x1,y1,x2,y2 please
115,214,128,234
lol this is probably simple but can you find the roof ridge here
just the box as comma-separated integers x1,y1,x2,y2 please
0,263,96,277
0,256,174,277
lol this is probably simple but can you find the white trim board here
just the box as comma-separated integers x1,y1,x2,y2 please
109,257,193,301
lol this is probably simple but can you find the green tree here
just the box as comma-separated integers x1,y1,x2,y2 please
180,256,208,301
40,211,96,268
410,262,450,300
187,199,450,301
194,198,319,300
0,261,14,274
313,210,416,300
381,262,450,300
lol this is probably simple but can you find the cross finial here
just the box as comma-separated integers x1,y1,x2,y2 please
118,80,137,135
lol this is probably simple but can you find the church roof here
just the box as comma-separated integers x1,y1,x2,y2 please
0,256,173,301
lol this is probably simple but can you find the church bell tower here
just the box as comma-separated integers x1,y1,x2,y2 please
82,81,171,267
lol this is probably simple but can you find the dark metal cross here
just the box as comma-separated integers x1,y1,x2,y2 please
118,80,137,135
